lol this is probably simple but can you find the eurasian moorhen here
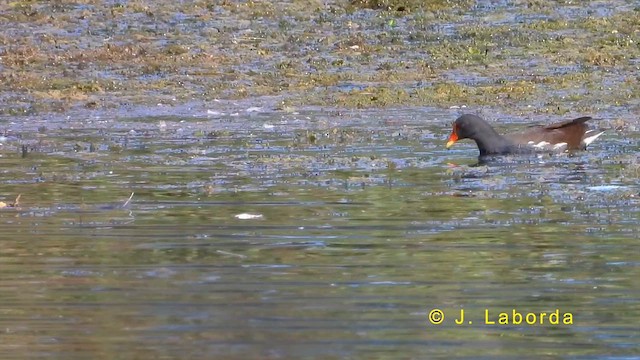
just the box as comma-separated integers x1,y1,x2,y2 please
445,114,604,156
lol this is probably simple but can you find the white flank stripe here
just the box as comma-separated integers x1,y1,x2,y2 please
529,141,550,149
553,142,567,151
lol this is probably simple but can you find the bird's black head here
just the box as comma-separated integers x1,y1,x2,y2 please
446,114,491,148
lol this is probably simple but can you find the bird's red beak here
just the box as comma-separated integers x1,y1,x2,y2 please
446,125,458,149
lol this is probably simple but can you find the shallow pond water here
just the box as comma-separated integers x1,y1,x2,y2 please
0,106,637,359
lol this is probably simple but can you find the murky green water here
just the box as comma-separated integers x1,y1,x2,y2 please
0,107,637,359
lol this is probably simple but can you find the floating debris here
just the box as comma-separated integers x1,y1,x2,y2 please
216,250,247,259
234,213,264,220
122,192,135,207
0,194,21,209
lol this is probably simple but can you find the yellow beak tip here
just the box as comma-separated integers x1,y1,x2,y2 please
446,140,456,149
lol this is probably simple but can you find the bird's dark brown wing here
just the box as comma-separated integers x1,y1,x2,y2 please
505,117,592,150
542,116,592,130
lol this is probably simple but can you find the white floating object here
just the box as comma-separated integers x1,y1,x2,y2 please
234,213,264,220
215,250,247,259
207,110,225,116
588,185,624,192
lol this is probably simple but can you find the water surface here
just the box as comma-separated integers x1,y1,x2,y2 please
0,106,637,359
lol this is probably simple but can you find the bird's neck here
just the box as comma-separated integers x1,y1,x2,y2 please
473,129,514,156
